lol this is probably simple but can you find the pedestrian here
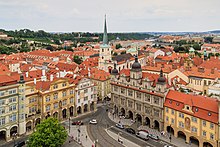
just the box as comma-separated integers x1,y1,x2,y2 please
86,135,87,140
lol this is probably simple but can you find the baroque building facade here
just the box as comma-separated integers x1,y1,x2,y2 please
110,56,168,131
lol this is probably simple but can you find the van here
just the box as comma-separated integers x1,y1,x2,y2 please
136,131,149,141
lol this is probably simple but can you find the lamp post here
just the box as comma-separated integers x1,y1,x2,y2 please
12,133,17,146
94,139,98,147
69,117,71,133
169,124,172,143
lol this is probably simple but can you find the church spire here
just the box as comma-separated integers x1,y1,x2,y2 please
103,15,108,45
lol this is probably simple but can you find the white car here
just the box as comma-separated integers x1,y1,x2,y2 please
115,123,124,129
89,119,97,124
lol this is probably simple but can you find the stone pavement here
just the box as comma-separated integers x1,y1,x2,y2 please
66,125,94,147
108,112,198,147
105,128,140,147
138,126,198,147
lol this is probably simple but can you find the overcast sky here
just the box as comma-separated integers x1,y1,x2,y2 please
0,0,220,32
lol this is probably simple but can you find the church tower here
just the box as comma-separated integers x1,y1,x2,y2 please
98,15,112,72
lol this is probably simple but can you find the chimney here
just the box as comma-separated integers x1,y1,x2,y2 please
56,72,60,78
211,68,214,74
198,67,204,73
73,74,77,79
50,74,54,81
25,72,29,78
34,78,36,85
161,64,164,68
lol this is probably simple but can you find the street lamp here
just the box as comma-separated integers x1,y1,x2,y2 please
69,117,71,133
94,139,98,147
12,133,17,146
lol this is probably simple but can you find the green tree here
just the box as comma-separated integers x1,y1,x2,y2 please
74,56,83,64
121,51,126,54
192,43,201,50
113,52,118,56
115,43,122,49
28,117,67,147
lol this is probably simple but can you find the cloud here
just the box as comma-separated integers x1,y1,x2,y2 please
0,0,220,32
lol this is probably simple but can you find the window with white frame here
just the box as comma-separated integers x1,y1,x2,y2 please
0,91,5,96
144,94,150,102
0,108,5,114
29,106,36,113
9,97,16,103
46,96,50,102
128,90,133,96
84,96,88,101
0,100,5,106
171,118,174,124
62,100,67,106
9,114,16,122
9,89,17,95
54,103,58,109
202,131,206,137
0,117,5,126
84,89,88,93
178,112,184,118
54,93,58,100
136,92,141,99
171,109,175,115
210,133,214,140
210,123,214,129
62,91,67,97
70,97,74,103
203,120,206,127
121,88,125,94
192,117,197,123
166,116,169,122
53,84,58,89
178,121,184,128
46,105,50,111
191,126,197,133
9,105,16,111
70,90,74,95
78,99,80,103
62,83,66,87
166,107,169,113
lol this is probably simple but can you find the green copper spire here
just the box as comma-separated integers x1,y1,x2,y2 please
103,15,108,45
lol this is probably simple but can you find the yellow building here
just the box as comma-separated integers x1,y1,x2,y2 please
164,90,219,147
89,68,111,101
26,78,76,130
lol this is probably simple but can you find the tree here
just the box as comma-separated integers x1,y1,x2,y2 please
115,43,122,49
28,117,67,147
192,43,201,50
74,56,83,64
121,51,126,54
113,52,118,56
204,37,213,43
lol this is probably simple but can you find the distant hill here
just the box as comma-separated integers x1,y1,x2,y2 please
208,30,220,34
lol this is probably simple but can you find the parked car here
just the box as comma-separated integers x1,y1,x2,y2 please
89,119,97,124
125,128,135,134
136,131,149,141
115,123,124,129
72,121,83,125
149,134,159,140
14,141,25,147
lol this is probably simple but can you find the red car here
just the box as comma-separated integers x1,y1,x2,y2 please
72,121,83,125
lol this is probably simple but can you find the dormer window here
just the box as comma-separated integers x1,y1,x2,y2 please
176,102,179,106
169,100,172,104
208,112,212,116
186,106,190,110
195,107,198,112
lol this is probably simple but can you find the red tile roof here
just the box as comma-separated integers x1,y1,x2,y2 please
165,90,218,124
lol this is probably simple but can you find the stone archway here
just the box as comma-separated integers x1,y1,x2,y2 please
0,130,6,141
166,125,174,135
45,113,50,119
177,131,186,142
120,107,126,116
35,118,40,126
203,142,213,147
145,117,151,127
77,106,82,114
128,111,133,119
84,104,88,113
190,136,199,146
62,109,67,119
90,102,94,111
69,106,74,116
136,114,142,123
10,126,18,137
154,120,160,131
26,121,32,132
53,112,58,118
